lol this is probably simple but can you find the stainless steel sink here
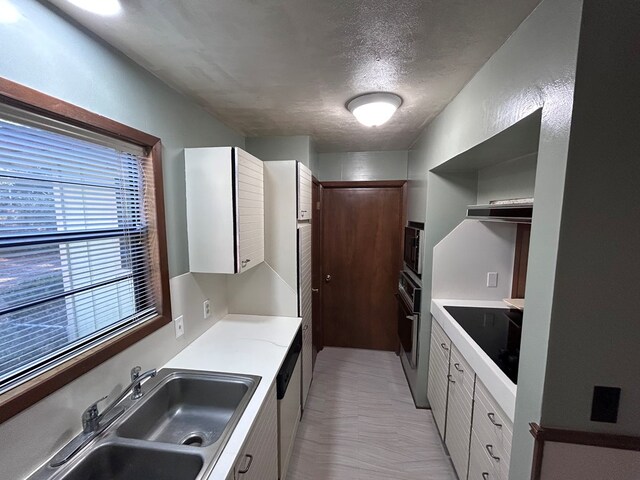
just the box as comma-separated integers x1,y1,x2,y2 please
116,371,256,447
56,442,203,480
28,369,260,480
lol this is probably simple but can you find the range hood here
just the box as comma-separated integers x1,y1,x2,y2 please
467,198,533,223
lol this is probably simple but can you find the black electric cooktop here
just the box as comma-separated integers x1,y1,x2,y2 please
443,306,523,384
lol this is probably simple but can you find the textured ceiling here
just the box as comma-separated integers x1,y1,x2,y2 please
47,0,541,152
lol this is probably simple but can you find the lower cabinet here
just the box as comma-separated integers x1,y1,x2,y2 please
468,431,498,480
427,319,451,437
230,382,279,480
470,379,513,480
445,345,475,479
427,319,513,480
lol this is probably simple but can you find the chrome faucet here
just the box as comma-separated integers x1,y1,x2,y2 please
51,366,156,467
81,366,156,433
131,365,153,400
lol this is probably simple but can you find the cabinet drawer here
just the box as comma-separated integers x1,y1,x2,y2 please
468,430,500,480
473,379,512,478
449,345,475,400
431,319,451,362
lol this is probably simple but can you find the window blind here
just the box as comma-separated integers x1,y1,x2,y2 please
0,110,158,392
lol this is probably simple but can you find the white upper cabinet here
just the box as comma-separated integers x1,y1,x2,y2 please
185,146,264,274
297,162,312,220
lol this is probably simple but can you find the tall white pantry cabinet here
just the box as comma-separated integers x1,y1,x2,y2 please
263,160,314,408
184,147,264,274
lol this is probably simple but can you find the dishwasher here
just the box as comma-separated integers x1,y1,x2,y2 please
277,327,302,480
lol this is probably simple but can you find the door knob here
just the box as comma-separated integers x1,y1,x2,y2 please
325,274,332,283
312,288,319,293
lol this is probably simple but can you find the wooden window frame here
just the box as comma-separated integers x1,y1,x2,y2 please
0,77,171,424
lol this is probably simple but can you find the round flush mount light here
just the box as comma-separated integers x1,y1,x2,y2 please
347,92,403,127
0,0,20,23
67,0,122,16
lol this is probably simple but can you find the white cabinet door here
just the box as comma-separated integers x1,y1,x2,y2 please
233,382,278,480
236,149,264,273
427,319,451,438
296,162,312,220
185,146,264,274
445,345,475,479
298,224,313,407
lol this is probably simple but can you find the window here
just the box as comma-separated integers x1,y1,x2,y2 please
0,78,170,422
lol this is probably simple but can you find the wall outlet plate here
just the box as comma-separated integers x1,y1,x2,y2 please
174,315,185,338
203,299,211,319
591,386,621,423
487,272,498,288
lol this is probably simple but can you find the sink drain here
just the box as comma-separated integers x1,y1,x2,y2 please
181,433,205,447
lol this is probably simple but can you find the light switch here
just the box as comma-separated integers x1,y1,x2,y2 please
487,272,498,288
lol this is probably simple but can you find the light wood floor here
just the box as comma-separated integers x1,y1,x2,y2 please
286,347,456,480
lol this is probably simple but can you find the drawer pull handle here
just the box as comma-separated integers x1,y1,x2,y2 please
241,258,251,268
447,374,455,384
482,473,490,480
485,444,500,462
487,412,502,428
453,363,464,373
440,342,449,351
238,454,253,474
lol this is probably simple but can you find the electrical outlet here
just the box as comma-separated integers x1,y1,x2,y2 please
203,299,211,319
487,272,498,288
174,315,184,338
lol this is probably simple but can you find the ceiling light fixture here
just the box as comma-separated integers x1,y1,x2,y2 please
67,0,122,16
0,0,20,23
347,92,403,127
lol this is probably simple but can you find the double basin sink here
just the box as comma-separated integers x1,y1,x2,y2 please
31,369,260,480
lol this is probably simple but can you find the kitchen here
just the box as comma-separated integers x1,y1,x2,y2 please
0,0,639,479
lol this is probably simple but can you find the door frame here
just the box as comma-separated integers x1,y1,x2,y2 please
319,180,408,350
311,176,323,365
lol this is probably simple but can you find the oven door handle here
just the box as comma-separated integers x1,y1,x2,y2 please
405,315,415,321
395,292,414,313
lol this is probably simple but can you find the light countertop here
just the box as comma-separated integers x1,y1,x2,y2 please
163,313,301,480
431,299,517,421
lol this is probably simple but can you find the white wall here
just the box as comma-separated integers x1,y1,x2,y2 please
408,0,584,477
432,221,516,301
0,2,244,478
317,150,408,181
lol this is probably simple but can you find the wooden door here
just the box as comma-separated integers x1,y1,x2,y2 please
322,182,405,351
311,178,322,366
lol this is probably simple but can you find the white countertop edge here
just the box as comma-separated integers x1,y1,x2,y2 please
431,299,517,421
162,313,302,480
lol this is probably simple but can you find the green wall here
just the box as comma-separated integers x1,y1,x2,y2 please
0,0,245,278
408,0,584,477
